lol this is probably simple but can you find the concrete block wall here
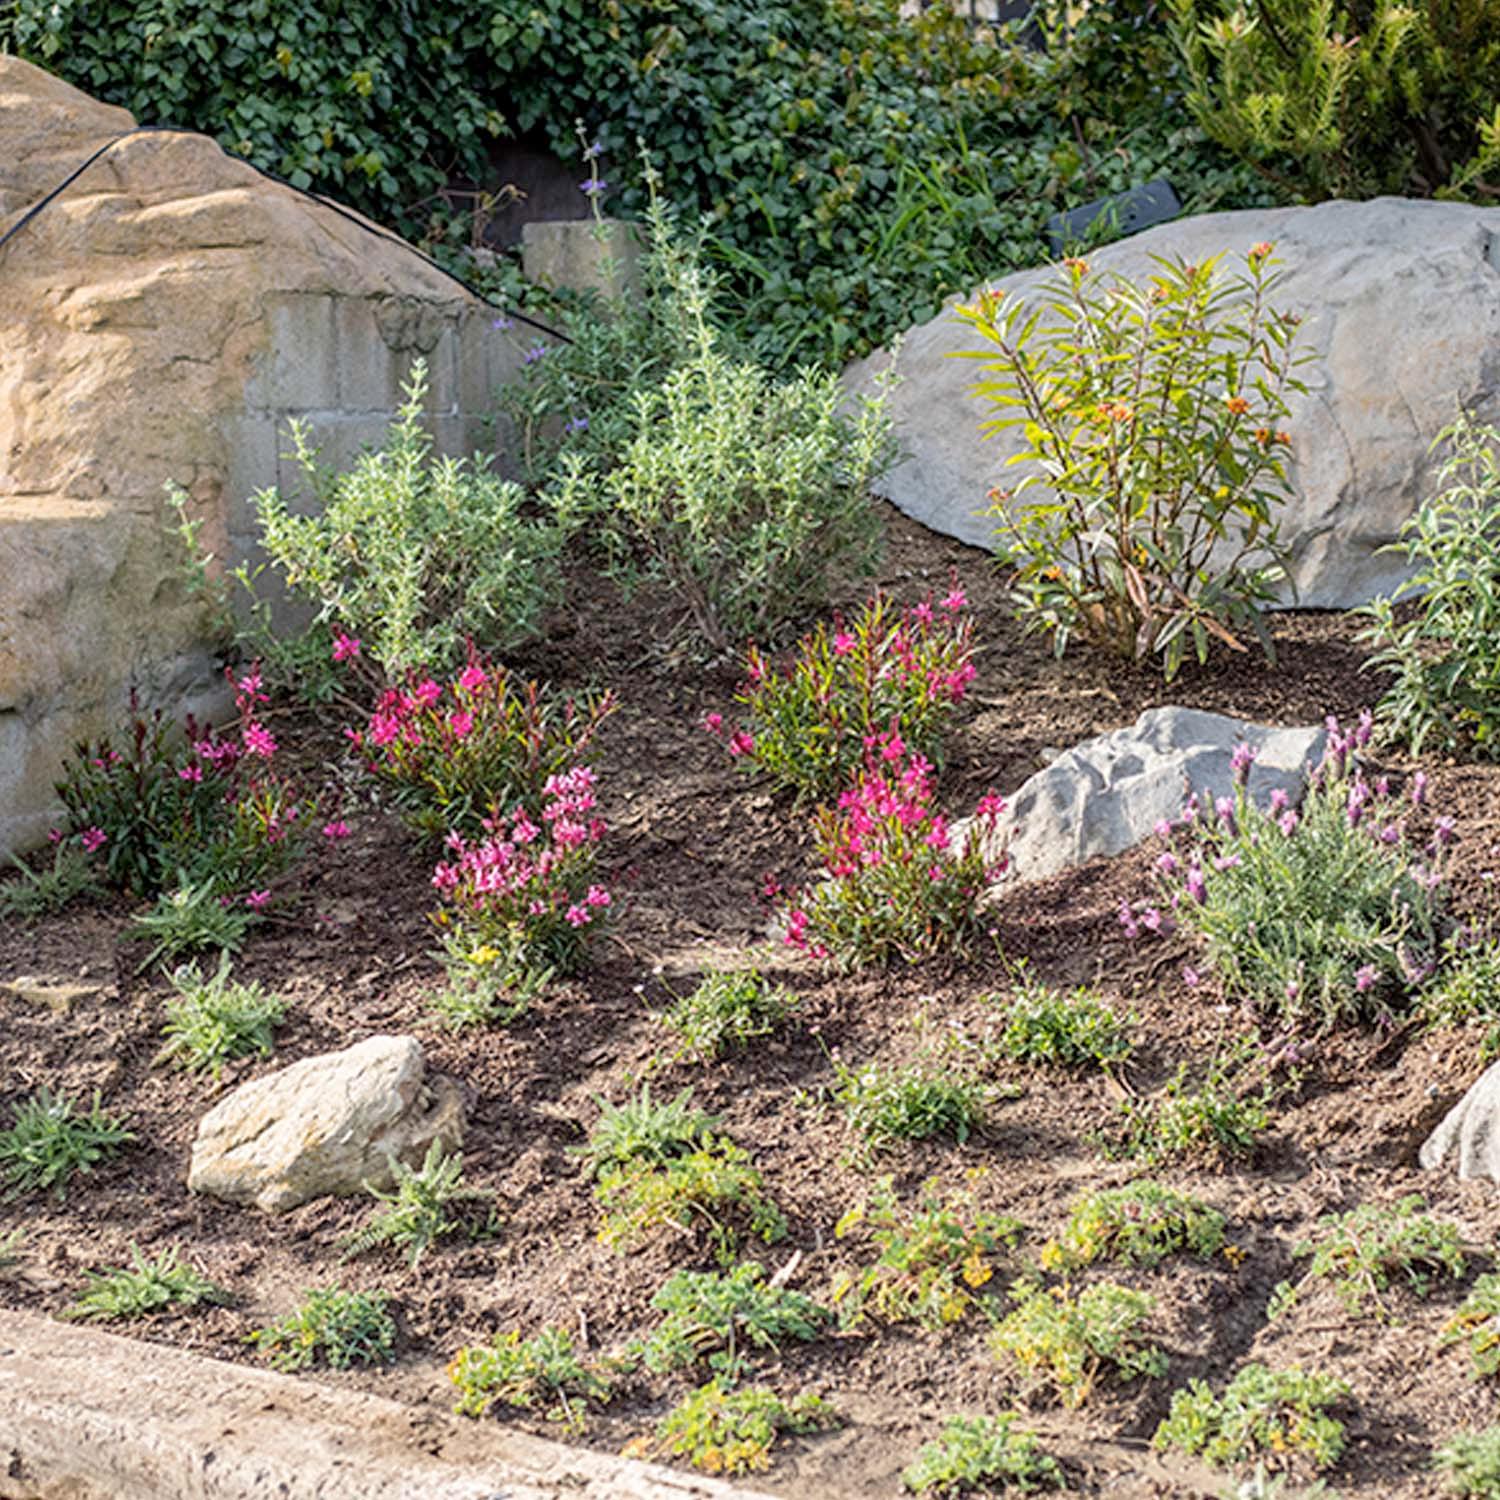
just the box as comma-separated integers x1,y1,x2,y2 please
221,290,532,621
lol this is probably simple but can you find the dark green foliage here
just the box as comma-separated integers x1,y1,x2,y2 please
0,1088,133,1201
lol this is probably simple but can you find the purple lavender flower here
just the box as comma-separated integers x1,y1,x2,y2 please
523,342,549,365
1186,866,1207,905
1269,787,1289,813
1434,815,1457,846
1157,851,1178,876
1182,965,1202,988
1214,795,1237,835
1356,708,1373,747
579,177,608,196
1118,900,1140,939
1230,741,1257,785
1412,771,1428,807
1355,963,1377,993
1278,809,1299,837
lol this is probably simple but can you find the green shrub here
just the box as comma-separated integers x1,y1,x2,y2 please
339,1142,498,1269
1441,1273,1500,1377
1169,0,1500,202
448,1327,613,1430
160,954,287,1078
994,973,1134,1069
832,1178,1024,1330
1106,1056,1270,1166
245,362,564,677
990,1279,1167,1409
64,1244,230,1322
0,844,98,920
1151,720,1446,1028
249,1287,396,1371
596,1141,786,1266
956,246,1308,680
639,1379,836,1476
1290,1196,1466,1319
1042,1181,1227,1272
1153,1363,1350,1472
661,970,798,1062
902,1413,1065,1496
1361,415,1500,759
1437,1425,1500,1497
716,588,976,800
634,1262,828,1379
833,1058,990,1151
0,1088,133,1201
568,233,892,650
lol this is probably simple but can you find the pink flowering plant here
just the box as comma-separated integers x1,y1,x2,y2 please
430,765,611,978
708,587,976,800
777,732,1008,970
56,667,325,902
343,645,616,842
1127,713,1449,1030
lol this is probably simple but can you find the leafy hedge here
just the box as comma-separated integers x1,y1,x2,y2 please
3,0,1270,365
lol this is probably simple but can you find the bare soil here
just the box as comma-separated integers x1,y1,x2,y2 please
4,505,1500,1498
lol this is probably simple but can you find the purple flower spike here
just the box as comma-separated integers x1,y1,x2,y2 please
1182,966,1202,988
1435,815,1457,846
1230,741,1257,785
1215,796,1237,835
523,342,549,365
1356,708,1373,747
1186,866,1207,905
1412,771,1428,807
579,177,608,196
1355,963,1377,993
1157,851,1178,876
1118,900,1141,939
1269,787,1290,813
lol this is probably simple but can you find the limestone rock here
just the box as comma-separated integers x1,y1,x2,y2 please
187,1035,463,1213
843,197,1500,610
1421,1061,1500,1182
959,706,1325,886
0,58,523,856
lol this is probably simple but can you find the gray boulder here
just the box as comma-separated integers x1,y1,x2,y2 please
187,1034,464,1213
1421,1061,1500,1182
843,196,1500,609
960,706,1325,886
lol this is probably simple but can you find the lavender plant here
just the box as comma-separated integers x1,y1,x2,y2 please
1132,715,1449,1029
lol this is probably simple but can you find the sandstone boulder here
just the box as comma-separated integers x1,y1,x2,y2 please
1421,1060,1500,1183
843,197,1500,610
959,706,1325,885
187,1035,464,1212
0,59,523,856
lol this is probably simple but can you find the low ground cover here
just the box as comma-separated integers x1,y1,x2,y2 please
4,510,1500,1496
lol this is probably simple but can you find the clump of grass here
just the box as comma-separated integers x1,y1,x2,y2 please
634,1379,837,1476
1041,1181,1227,1273
573,1084,719,1178
1153,1363,1350,1472
1441,1274,1500,1377
634,1261,828,1379
833,1059,990,1151
448,1326,613,1430
597,1140,786,1266
1287,1195,1466,1319
1437,1425,1500,1497
64,1243,230,1322
0,845,98,920
1105,1056,1269,1166
249,1287,396,1370
339,1142,498,1269
159,953,287,1078
991,972,1134,1070
0,1087,133,1201
131,877,254,970
832,1177,1024,1330
990,1280,1167,1409
902,1413,1065,1496
662,969,798,1060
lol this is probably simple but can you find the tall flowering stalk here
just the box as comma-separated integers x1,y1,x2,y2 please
430,766,610,976
343,647,615,842
777,733,1007,970
708,585,976,800
1133,712,1450,1029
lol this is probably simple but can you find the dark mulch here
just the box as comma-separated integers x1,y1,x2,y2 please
3,504,1499,1497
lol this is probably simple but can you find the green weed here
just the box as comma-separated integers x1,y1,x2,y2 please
902,1413,1065,1495
0,1087,133,1200
64,1243,230,1322
249,1287,396,1370
339,1142,498,1269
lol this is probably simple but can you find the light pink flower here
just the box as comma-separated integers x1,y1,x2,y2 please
243,722,277,758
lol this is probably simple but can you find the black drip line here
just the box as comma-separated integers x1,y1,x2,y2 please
0,123,570,343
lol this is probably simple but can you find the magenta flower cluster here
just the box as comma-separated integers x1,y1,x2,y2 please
779,730,1007,968
430,765,610,970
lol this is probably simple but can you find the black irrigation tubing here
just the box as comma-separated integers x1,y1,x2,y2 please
0,122,571,343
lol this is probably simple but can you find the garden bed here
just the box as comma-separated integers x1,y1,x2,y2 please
4,506,1500,1499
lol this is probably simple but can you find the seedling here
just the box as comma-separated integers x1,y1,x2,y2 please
902,1413,1065,1495
339,1142,498,1268
0,1087,133,1200
159,953,287,1077
64,1243,230,1321
448,1326,612,1430
249,1287,396,1370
